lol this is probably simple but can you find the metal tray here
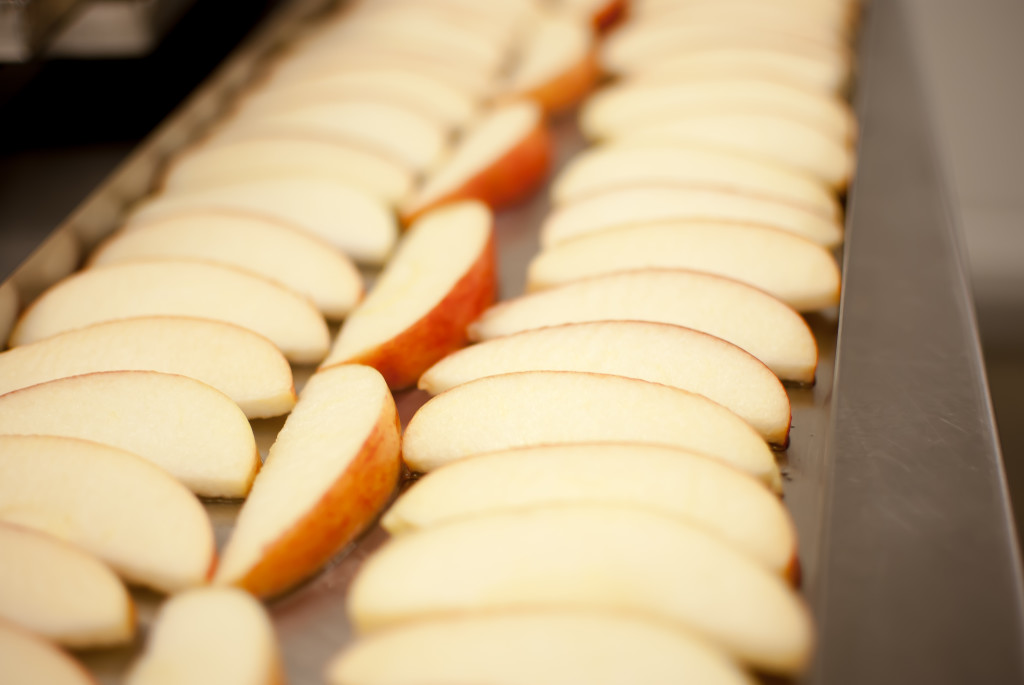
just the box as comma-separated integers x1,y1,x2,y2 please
2,0,1022,683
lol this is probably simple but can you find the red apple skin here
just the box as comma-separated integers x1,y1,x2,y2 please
788,556,802,587
230,394,402,598
325,229,498,390
401,122,553,226
593,0,629,33
524,48,602,115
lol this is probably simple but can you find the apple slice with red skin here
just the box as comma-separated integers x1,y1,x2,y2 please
0,370,259,498
0,620,98,685
0,316,295,419
329,610,755,685
403,370,781,491
401,102,553,224
214,364,401,598
322,202,497,390
126,588,284,685
347,504,813,675
527,220,841,312
383,443,798,577
420,320,790,445
469,269,818,383
0,523,134,648
0,434,215,593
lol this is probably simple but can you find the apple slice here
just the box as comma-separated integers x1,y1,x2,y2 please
0,523,134,648
498,14,599,114
237,68,481,129
468,269,817,383
322,202,496,389
617,112,855,190
527,221,841,312
212,100,449,173
403,371,781,490
420,320,790,444
633,0,854,41
162,135,414,205
0,620,98,685
540,185,843,249
134,177,397,266
383,443,797,576
581,78,856,143
0,316,294,419
551,143,840,220
0,434,214,593
214,364,401,598
0,370,259,498
125,588,283,685
348,505,814,675
90,212,363,320
401,102,552,224
10,259,329,364
329,610,755,685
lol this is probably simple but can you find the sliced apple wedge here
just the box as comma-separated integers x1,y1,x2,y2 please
383,443,797,576
212,100,449,173
617,113,855,190
551,143,840,220
468,269,817,383
348,505,813,675
540,185,842,249
0,620,98,685
0,434,214,593
0,316,294,419
0,523,134,648
10,259,329,364
498,14,599,114
90,211,363,320
214,364,401,598
401,102,552,224
237,68,481,129
403,371,780,490
528,221,841,312
420,320,790,444
162,135,414,204
633,0,854,41
126,588,283,685
329,610,755,685
581,78,856,143
0,370,259,498
322,202,497,389
133,177,397,265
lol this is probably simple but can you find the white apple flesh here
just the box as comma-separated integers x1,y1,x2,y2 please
0,620,98,685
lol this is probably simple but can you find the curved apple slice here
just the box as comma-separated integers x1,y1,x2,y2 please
551,142,840,220
468,269,817,383
329,610,754,685
0,523,134,648
527,221,841,312
403,370,780,491
540,186,843,249
618,113,855,190
383,443,797,576
90,211,363,320
214,365,401,598
402,102,552,224
581,78,856,143
11,259,329,364
0,434,214,593
126,588,282,685
348,505,814,675
499,14,599,114
0,371,259,498
133,178,397,266
0,620,98,685
322,202,497,389
163,136,414,205
212,100,449,173
0,316,294,419
421,320,789,444
633,0,854,42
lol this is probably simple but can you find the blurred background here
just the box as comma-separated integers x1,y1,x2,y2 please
0,0,1022,534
